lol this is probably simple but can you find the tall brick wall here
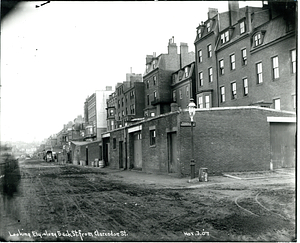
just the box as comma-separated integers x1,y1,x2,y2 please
87,141,101,166
101,107,295,178
178,107,295,176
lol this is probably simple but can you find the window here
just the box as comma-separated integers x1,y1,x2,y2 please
197,28,202,38
220,86,225,103
240,21,245,34
198,96,203,108
147,95,150,105
256,62,263,84
254,33,262,46
274,98,280,110
113,138,116,149
173,90,176,102
219,59,224,75
198,49,202,62
272,56,279,79
150,112,155,117
186,85,189,97
199,72,203,86
205,95,210,108
152,60,156,69
146,80,149,89
122,110,124,116
208,67,213,82
221,31,229,44
153,91,157,101
231,82,237,99
207,22,211,32
243,78,248,96
132,104,135,114
291,49,296,74
241,49,247,66
207,44,212,58
230,54,235,70
153,76,157,85
122,98,124,107
179,89,182,99
118,100,120,108
184,67,189,77
150,130,156,146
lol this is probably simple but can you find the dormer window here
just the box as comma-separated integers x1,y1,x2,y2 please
197,28,202,38
207,22,211,32
240,21,245,34
184,67,189,78
152,60,156,69
220,31,230,44
254,33,262,46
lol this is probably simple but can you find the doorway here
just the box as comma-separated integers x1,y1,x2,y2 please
133,132,142,169
119,141,123,169
167,132,177,173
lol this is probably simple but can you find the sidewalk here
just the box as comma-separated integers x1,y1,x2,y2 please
70,164,296,189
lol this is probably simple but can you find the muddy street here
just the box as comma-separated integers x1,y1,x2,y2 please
0,159,295,241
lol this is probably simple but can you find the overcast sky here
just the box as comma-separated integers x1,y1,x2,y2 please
1,1,262,143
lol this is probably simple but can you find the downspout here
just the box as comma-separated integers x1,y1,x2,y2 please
215,13,221,107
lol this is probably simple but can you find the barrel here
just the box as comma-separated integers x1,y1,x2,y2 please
99,160,104,168
94,159,99,167
199,168,208,182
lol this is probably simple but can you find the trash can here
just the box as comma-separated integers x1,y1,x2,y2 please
199,168,208,182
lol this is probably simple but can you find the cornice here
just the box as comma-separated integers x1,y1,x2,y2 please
216,32,250,52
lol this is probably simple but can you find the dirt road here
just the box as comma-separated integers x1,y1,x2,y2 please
0,159,295,241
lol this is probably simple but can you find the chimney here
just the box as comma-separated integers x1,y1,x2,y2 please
245,6,252,33
208,8,218,19
228,1,239,26
180,42,188,68
146,55,153,64
168,36,177,55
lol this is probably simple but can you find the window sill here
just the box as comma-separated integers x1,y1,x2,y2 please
150,145,156,148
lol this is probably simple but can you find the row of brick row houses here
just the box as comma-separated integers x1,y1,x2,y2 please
41,1,296,177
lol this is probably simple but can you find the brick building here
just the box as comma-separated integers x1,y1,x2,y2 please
171,62,196,110
106,72,144,131
143,38,195,117
195,1,296,111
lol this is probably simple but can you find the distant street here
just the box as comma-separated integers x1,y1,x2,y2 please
0,159,295,241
